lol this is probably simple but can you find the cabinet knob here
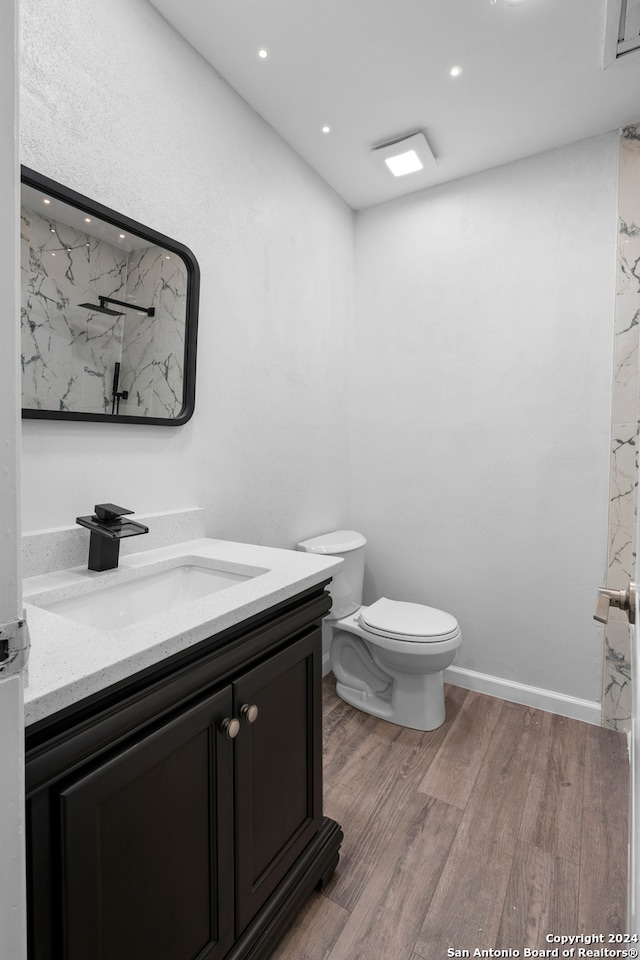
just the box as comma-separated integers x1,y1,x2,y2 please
220,717,241,739
240,703,259,724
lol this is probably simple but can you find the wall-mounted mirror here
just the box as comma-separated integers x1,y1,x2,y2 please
20,167,199,425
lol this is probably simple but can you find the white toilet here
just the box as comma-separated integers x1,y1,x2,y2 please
297,530,461,731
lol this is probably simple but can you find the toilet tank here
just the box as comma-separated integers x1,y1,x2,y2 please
297,530,367,620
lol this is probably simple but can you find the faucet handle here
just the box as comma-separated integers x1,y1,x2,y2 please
94,503,134,523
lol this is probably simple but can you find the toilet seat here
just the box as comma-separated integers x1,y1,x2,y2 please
359,597,460,642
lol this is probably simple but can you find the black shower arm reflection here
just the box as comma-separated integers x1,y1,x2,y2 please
99,296,155,317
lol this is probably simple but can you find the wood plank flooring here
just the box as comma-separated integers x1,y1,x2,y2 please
272,678,629,960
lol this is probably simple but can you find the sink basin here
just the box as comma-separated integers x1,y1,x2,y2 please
37,562,259,630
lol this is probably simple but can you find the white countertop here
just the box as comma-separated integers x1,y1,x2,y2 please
22,538,342,726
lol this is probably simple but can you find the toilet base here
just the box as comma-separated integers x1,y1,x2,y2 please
328,621,450,731
334,669,446,732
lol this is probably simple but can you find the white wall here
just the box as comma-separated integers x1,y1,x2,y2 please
353,135,618,707
0,0,26,955
19,0,353,547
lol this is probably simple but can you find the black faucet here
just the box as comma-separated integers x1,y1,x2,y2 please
76,503,149,571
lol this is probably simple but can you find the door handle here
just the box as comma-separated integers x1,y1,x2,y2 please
594,581,636,625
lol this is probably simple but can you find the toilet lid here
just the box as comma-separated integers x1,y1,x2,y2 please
360,597,459,642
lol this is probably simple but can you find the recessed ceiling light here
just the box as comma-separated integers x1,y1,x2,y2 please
322,125,331,134
450,65,462,77
84,217,91,223
43,198,51,204
119,233,125,239
258,48,269,59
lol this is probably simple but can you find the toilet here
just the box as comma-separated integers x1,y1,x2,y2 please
297,530,461,731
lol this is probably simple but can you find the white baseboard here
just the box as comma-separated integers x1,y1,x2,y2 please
444,665,602,725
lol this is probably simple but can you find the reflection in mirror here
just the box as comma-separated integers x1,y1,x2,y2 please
20,168,199,425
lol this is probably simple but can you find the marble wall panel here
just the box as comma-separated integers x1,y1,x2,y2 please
604,123,640,730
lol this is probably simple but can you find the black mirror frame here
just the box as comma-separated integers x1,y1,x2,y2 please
20,166,200,426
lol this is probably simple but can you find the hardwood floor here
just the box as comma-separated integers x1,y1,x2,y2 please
272,678,629,960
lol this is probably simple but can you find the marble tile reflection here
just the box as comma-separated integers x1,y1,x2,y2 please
119,247,186,418
21,206,127,414
21,206,187,419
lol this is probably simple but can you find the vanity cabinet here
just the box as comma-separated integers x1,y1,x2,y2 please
25,584,342,960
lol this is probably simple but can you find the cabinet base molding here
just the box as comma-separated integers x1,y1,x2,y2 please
228,817,343,960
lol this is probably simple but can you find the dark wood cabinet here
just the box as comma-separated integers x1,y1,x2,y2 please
233,634,322,933
25,585,342,960
59,685,235,960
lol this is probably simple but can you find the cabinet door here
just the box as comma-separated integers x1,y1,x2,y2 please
233,629,322,933
58,687,235,960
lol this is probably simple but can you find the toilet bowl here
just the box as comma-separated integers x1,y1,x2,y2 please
297,531,461,731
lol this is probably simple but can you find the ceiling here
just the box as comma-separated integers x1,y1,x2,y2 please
147,0,640,210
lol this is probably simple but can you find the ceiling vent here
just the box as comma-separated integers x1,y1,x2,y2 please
603,0,640,67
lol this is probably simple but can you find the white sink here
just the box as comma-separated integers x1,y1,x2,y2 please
36,562,260,630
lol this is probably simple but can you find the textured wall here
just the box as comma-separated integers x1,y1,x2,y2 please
19,0,353,546
0,1,27,956
353,135,618,707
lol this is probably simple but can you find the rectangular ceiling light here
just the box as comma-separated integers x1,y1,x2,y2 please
385,149,423,177
373,132,437,179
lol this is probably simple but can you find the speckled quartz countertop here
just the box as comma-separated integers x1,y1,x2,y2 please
22,537,342,727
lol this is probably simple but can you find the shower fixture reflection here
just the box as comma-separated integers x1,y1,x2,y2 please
111,361,128,416
78,296,155,317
